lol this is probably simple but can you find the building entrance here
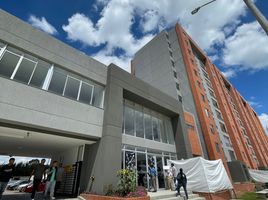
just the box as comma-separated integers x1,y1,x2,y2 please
122,145,177,190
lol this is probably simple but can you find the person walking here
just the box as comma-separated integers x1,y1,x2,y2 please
170,163,177,187
55,163,64,195
148,164,157,192
137,166,145,187
165,169,174,190
44,161,58,200
30,159,46,200
0,158,15,200
176,168,188,199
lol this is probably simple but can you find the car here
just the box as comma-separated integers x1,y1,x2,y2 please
18,181,32,192
7,180,30,190
7,179,19,187
24,181,46,193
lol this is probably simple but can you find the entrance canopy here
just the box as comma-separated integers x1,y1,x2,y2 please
249,169,268,183
0,126,95,158
168,157,233,193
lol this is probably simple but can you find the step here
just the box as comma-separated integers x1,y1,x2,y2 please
157,195,205,200
149,192,198,200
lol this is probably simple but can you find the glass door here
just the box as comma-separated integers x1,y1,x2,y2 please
156,156,165,189
137,153,147,187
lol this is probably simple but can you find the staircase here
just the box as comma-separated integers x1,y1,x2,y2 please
148,190,206,200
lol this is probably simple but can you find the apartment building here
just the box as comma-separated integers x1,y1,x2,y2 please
132,23,268,169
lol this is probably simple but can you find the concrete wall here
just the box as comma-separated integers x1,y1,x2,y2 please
52,146,83,165
85,64,192,194
133,31,178,100
0,9,106,139
168,28,208,159
132,28,208,159
0,77,104,139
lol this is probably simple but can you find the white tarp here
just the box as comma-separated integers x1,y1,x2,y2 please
168,157,233,193
249,169,268,183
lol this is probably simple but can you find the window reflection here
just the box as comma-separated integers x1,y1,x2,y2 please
123,99,175,144
0,43,105,109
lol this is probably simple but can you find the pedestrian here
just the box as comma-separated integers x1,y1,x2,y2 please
148,164,157,192
0,158,15,200
44,161,58,200
176,168,188,199
170,163,177,186
30,159,46,200
55,163,64,195
165,169,173,190
137,166,145,187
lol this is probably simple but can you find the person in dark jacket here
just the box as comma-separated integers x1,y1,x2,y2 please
30,159,46,200
44,161,58,200
176,168,188,199
0,158,15,200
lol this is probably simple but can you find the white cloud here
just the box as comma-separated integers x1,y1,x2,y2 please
259,113,268,135
28,15,58,35
221,69,236,79
62,0,154,70
62,0,248,71
248,101,262,108
93,50,131,71
223,21,268,71
133,0,246,51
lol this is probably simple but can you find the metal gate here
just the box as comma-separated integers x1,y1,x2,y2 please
57,161,82,197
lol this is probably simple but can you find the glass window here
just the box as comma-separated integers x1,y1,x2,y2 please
220,122,227,133
135,110,144,138
160,120,168,143
13,58,36,84
0,51,20,78
176,83,180,90
137,153,147,187
201,94,205,102
124,106,135,135
144,113,153,140
29,60,50,88
165,119,174,144
0,41,5,49
210,124,215,134
125,151,136,170
205,109,210,117
48,69,67,95
79,82,93,104
173,71,177,78
92,84,104,108
152,117,160,142
215,142,220,153
64,76,80,100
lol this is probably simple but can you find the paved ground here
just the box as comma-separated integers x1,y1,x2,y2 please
2,190,78,200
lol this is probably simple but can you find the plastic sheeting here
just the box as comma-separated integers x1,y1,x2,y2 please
168,157,233,193
249,169,268,183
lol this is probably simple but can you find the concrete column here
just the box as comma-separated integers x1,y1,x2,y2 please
82,68,123,194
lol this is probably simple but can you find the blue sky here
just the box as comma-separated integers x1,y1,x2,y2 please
0,0,268,134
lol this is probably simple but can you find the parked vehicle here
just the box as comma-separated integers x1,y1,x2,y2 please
7,179,19,187
24,181,46,193
18,181,32,192
7,180,30,190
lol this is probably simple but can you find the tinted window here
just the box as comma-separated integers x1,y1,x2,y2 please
0,51,20,78
64,76,80,100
